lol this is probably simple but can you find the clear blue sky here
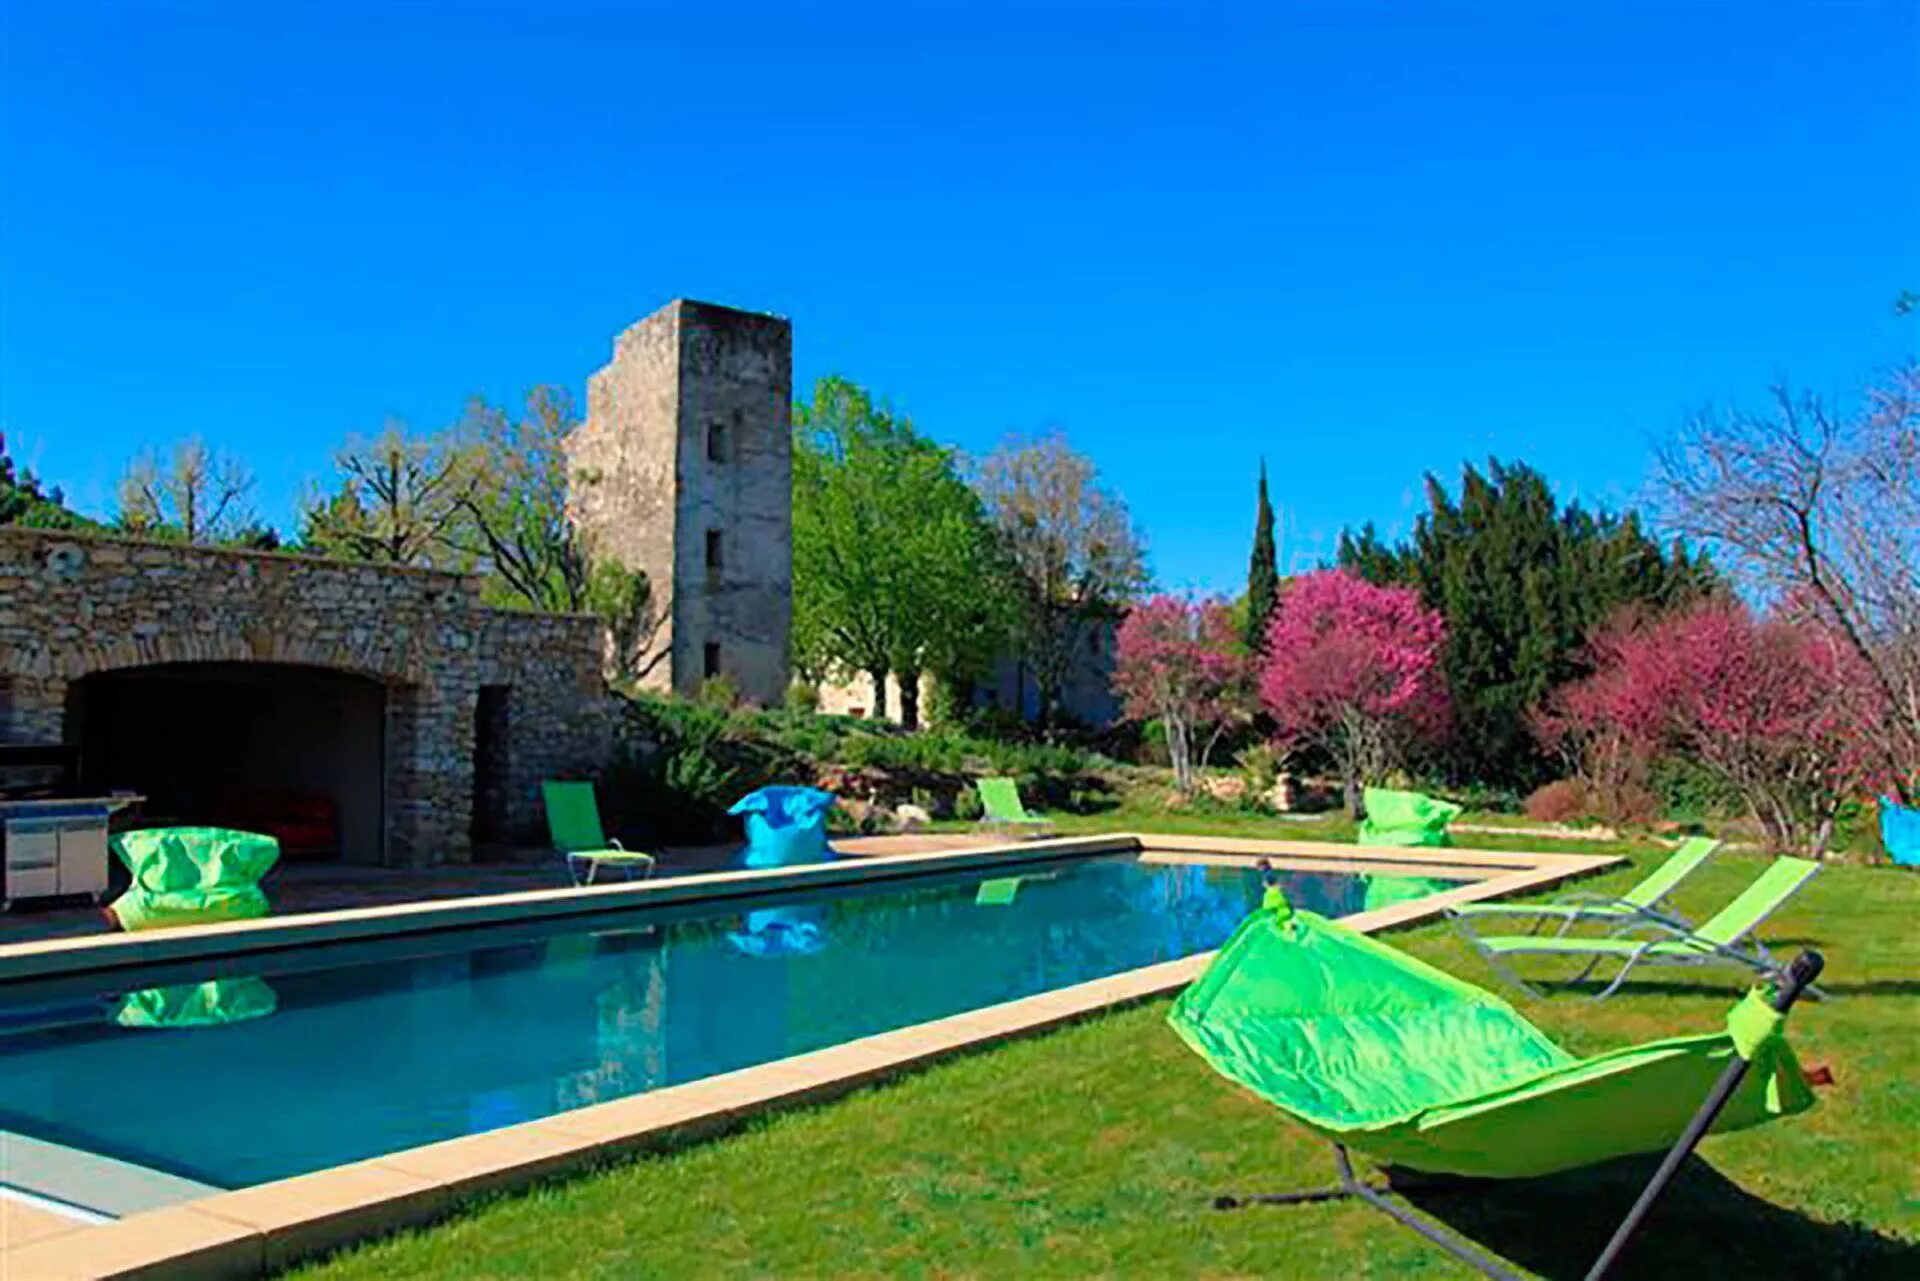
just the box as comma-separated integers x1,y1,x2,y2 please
3,2,1914,592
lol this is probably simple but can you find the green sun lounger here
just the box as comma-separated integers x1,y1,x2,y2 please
107,827,279,932
976,777,1054,838
1450,836,1720,934
1356,787,1461,847
542,781,656,886
1169,889,1823,1279
1460,856,1820,1000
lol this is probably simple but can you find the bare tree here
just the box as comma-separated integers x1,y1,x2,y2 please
450,387,595,611
974,432,1148,728
116,438,257,544
1653,364,1920,801
299,421,473,566
590,559,672,687
451,386,670,684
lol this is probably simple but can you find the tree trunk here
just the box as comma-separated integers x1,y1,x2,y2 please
868,667,891,722
898,669,922,730
1036,671,1060,732
1343,761,1364,820
1168,715,1192,793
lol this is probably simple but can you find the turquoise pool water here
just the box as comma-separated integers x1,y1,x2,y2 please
0,855,1452,1203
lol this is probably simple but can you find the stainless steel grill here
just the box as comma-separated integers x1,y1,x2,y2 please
0,744,140,910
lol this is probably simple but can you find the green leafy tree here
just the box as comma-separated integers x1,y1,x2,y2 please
974,431,1149,728
1339,458,1714,789
1244,460,1279,652
791,377,1011,728
0,433,95,529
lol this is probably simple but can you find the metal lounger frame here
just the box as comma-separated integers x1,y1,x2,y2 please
1451,863,1821,1001
1213,950,1826,1281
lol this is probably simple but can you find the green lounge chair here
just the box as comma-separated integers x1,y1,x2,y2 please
1449,835,1720,936
976,777,1054,838
1464,856,1820,1000
542,781,656,886
107,827,278,932
1356,787,1461,847
1169,890,1823,1280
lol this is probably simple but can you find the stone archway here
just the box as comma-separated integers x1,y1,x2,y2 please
0,528,616,868
10,639,465,869
66,662,392,864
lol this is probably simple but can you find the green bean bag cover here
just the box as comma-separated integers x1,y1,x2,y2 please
1357,788,1461,847
1168,893,1815,1180
109,827,279,933
114,977,279,1029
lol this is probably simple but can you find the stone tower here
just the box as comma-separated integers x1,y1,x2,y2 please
565,299,793,704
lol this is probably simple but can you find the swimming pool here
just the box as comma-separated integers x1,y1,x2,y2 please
0,853,1456,1214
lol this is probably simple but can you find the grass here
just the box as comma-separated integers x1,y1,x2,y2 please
289,819,1920,1279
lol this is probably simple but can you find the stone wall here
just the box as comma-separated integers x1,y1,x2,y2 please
568,304,683,693
568,298,793,704
0,527,613,865
475,609,618,841
813,617,1124,729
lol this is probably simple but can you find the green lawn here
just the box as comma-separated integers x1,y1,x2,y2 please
290,822,1920,1279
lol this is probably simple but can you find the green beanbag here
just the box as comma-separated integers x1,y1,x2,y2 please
1356,788,1461,848
109,827,279,932
114,977,279,1029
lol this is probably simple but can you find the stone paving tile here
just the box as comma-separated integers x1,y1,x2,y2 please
0,836,1002,946
372,1124,609,1202
0,1198,87,1252
189,1162,445,1273
1,1205,261,1280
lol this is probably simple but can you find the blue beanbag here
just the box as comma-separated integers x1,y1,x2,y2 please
729,786,838,869
1881,797,1920,867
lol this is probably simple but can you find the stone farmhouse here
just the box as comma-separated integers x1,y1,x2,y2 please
1,296,1125,872
0,299,791,868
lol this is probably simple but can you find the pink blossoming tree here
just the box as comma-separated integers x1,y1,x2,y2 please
1113,595,1255,793
1540,600,1888,855
1259,570,1449,816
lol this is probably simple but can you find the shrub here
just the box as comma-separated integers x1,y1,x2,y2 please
954,785,984,821
1539,601,1889,855
1442,781,1524,815
1649,754,1742,823
1524,779,1589,824
607,693,796,842
608,690,1107,836
696,674,742,710
1235,742,1284,804
784,681,820,714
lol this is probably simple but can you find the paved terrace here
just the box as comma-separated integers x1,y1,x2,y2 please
0,834,997,946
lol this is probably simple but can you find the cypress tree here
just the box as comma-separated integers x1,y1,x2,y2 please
1244,461,1279,651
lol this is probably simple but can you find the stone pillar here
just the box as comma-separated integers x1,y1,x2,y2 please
382,679,476,867
5,675,69,744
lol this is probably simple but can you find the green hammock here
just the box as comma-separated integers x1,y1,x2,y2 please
1168,891,1822,1278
